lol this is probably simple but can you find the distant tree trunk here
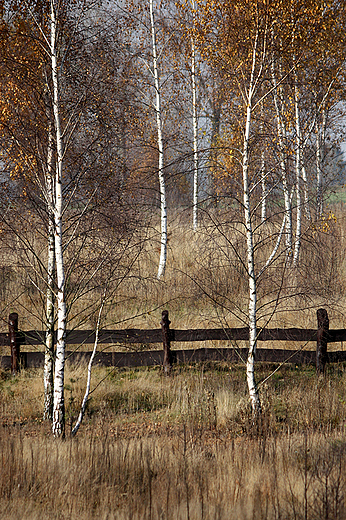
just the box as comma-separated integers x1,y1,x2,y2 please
51,0,66,438
191,35,199,231
209,101,222,204
293,78,302,267
150,0,167,280
260,111,267,223
316,107,326,220
301,161,311,220
271,54,292,257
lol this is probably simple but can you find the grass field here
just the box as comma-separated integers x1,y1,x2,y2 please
2,361,346,519
2,203,346,518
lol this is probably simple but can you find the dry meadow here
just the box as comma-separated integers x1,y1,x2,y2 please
2,204,346,518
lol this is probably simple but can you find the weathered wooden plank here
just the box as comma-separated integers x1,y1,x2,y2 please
173,328,319,342
328,330,346,342
19,327,319,345
3,348,346,370
1,327,346,347
172,328,249,341
20,329,164,345
258,328,318,341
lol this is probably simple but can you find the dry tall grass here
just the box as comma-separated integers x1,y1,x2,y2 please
1,205,346,334
2,205,346,518
2,362,346,519
3,429,346,520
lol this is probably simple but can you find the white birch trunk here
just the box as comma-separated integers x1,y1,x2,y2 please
43,121,55,421
301,162,311,220
258,214,286,278
191,36,199,231
260,155,267,223
293,79,302,267
271,59,292,257
260,114,267,223
71,293,106,437
243,32,262,418
316,118,323,219
243,101,261,417
150,0,167,280
51,0,67,438
44,220,55,421
316,107,326,220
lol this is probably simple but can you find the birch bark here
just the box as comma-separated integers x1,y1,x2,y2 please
293,77,302,267
50,0,67,437
243,29,262,418
71,292,106,437
301,162,311,220
150,0,167,280
316,107,326,220
260,113,267,223
243,99,261,417
271,51,292,257
191,35,199,231
43,120,55,421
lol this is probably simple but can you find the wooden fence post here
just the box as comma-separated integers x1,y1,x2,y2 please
161,310,172,375
9,312,20,376
316,308,329,374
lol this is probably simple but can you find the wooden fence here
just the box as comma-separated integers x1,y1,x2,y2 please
1,308,346,375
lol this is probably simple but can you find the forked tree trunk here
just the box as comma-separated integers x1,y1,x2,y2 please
43,100,55,421
150,0,167,280
51,0,66,438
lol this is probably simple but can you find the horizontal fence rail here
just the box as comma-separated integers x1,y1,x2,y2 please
1,327,346,346
2,348,346,371
1,309,345,373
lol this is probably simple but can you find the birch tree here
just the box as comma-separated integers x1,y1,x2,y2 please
241,23,266,416
0,1,145,434
49,0,66,437
191,31,199,230
0,5,57,420
43,105,55,421
189,0,346,418
270,40,293,258
193,0,278,417
149,0,167,279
